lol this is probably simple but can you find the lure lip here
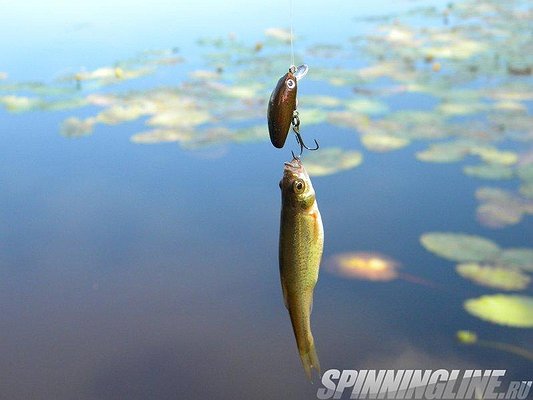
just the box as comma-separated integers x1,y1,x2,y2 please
293,64,309,81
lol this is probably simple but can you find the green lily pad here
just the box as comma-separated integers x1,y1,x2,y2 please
463,164,514,180
360,133,410,152
456,263,530,291
517,164,533,182
464,295,533,328
477,203,523,228
497,249,533,273
303,148,363,177
60,117,96,137
299,95,342,108
130,129,192,144
470,147,518,166
297,108,327,125
456,330,478,344
420,232,500,262
416,142,470,163
345,99,389,115
519,182,533,199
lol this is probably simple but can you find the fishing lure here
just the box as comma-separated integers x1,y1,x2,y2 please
267,65,318,155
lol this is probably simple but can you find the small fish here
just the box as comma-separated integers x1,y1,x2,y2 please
267,65,308,149
279,157,323,381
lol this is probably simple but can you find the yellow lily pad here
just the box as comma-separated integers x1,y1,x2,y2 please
456,263,530,291
464,295,533,328
456,330,478,345
326,252,399,281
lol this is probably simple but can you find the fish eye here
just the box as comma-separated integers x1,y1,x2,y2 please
286,79,295,89
292,179,305,194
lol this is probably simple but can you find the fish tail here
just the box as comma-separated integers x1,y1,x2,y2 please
299,339,321,382
288,294,321,382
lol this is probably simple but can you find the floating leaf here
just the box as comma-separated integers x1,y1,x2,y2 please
470,147,518,166
297,108,327,125
464,295,533,328
303,148,362,177
497,249,533,273
299,95,342,108
326,252,399,281
420,232,500,262
517,164,533,182
456,330,478,344
345,99,389,115
0,95,40,112
130,129,192,144
477,203,523,228
60,117,96,137
360,133,410,152
264,27,291,42
437,102,486,116
463,164,514,180
416,142,470,163
519,182,533,199
456,263,530,291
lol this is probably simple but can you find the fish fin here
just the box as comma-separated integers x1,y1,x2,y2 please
300,342,321,383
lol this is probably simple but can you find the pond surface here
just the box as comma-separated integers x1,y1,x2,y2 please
0,0,531,399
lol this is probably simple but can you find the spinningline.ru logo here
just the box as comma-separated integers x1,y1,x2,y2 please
316,369,532,399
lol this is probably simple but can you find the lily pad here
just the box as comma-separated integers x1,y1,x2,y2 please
360,134,410,152
345,99,389,115
303,148,363,177
464,295,533,328
326,252,399,281
130,129,192,144
519,182,533,199
416,142,470,163
470,147,518,166
463,164,514,180
456,330,478,344
456,263,530,291
420,232,500,262
497,249,533,273
477,203,523,228
60,117,96,137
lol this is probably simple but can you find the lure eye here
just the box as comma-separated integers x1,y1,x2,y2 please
293,179,305,194
286,79,295,89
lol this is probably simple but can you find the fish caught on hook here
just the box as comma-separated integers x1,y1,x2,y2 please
267,64,318,154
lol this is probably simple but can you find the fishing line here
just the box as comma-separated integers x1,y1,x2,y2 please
290,0,295,67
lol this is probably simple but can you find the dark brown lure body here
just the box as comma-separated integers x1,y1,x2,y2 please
267,71,297,148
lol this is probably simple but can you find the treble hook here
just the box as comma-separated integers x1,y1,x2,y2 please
291,111,319,157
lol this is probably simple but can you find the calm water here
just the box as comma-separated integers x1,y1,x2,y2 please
1,1,532,399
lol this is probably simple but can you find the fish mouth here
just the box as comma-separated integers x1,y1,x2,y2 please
283,156,302,172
